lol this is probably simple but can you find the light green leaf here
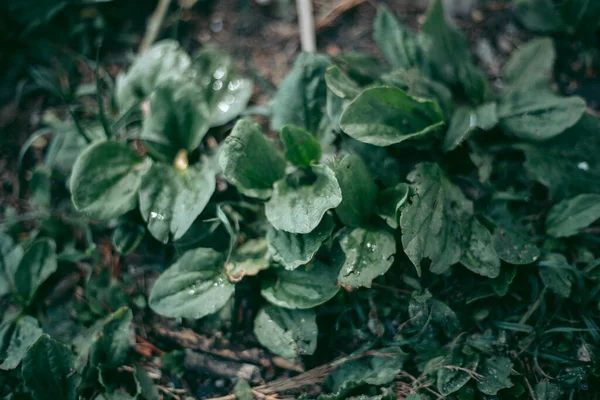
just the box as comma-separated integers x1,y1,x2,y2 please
460,220,501,279
29,166,51,209
436,348,479,396
373,6,423,69
339,87,445,147
535,381,563,400
545,194,600,237
261,261,340,309
271,52,331,133
400,163,473,276
116,40,192,111
70,141,149,220
253,305,317,360
498,88,586,141
267,214,334,271
280,125,322,168
0,316,43,370
233,380,254,400
333,154,377,227
22,335,80,400
0,231,22,297
514,0,566,33
324,66,361,100
14,238,57,304
538,253,573,298
266,165,342,234
477,356,513,395
139,162,216,243
443,104,498,152
376,183,410,229
492,228,540,265
220,119,286,199
149,248,234,319
502,38,555,89
134,366,160,400
112,218,145,255
225,239,270,281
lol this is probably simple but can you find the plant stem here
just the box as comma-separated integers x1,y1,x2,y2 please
296,0,316,52
138,0,172,54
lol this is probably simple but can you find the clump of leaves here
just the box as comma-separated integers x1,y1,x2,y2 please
4,0,600,399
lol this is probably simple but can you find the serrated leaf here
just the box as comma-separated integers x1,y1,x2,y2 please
336,227,395,289
502,37,555,89
70,141,149,220
477,356,513,395
220,119,286,199
253,305,317,361
437,349,479,396
149,248,233,319
491,228,540,265
139,161,216,243
266,165,342,234
539,253,573,298
271,52,331,132
226,239,270,281
498,89,586,140
14,238,57,305
116,40,192,111
400,163,473,275
280,125,322,168
0,316,43,370
333,154,377,227
267,214,335,270
261,261,340,309
373,5,423,69
535,381,563,400
545,194,600,237
460,220,501,279
340,87,444,147
22,335,80,400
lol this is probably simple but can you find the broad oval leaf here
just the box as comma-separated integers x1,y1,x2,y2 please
535,382,563,400
502,37,555,88
324,66,361,100
149,248,234,319
253,305,317,361
22,335,80,400
460,220,501,279
373,5,423,69
70,141,149,220
0,316,43,370
442,103,498,153
261,261,340,309
545,194,600,238
267,213,335,270
265,165,342,234
139,161,216,243
400,163,473,276
225,239,270,282
280,125,322,168
334,154,378,227
220,119,286,199
14,238,57,305
492,228,540,265
376,183,410,229
337,227,395,289
538,253,573,298
437,349,479,396
340,87,444,147
514,0,566,33
477,356,514,395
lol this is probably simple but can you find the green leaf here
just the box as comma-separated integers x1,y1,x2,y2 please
498,89,586,140
253,305,317,360
460,220,501,279
219,119,286,199
336,227,395,289
280,125,322,168
333,154,377,227
261,261,340,309
514,0,566,33
502,38,555,89
21,335,80,400
116,40,192,111
14,238,57,305
491,228,540,265
86,307,133,371
0,316,43,370
339,87,445,147
442,104,498,152
437,349,479,396
112,218,145,255
134,366,160,400
70,141,149,220
265,165,342,234
539,253,573,298
0,231,22,298
29,165,51,209
535,381,563,400
149,248,234,319
520,114,600,198
545,194,600,237
376,183,410,229
373,6,423,69
271,52,331,133
225,239,270,281
324,66,361,100
267,214,334,271
400,163,473,275
139,162,216,243
477,356,513,395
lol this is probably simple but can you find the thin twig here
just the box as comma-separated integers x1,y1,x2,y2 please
138,0,172,54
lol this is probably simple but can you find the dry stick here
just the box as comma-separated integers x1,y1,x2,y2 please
296,0,316,52
315,0,367,30
139,0,172,54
